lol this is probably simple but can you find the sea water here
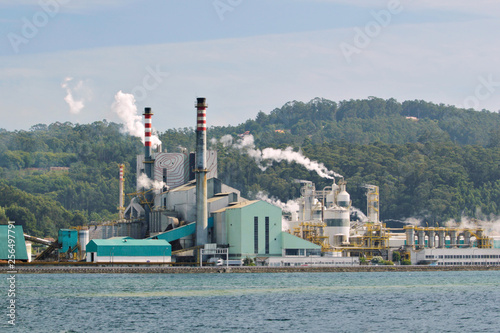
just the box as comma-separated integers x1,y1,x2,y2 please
1,271,499,332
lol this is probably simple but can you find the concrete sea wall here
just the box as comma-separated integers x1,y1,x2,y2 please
2,264,500,274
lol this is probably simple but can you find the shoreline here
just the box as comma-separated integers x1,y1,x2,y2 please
2,264,500,274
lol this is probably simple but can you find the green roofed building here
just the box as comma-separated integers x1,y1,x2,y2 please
213,200,321,260
86,237,171,263
0,224,29,261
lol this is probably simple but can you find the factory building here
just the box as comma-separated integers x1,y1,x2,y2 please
402,225,500,265
115,98,328,264
86,237,171,263
213,200,283,258
78,97,500,267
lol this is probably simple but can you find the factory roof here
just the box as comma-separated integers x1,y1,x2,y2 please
207,195,229,203
168,180,196,193
88,237,169,246
212,200,259,213
86,237,171,257
281,232,321,250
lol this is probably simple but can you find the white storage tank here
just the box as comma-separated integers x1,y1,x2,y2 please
326,182,339,208
78,229,90,259
324,207,350,246
337,181,350,208
337,190,350,208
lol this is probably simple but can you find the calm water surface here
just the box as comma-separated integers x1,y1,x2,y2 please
1,271,499,332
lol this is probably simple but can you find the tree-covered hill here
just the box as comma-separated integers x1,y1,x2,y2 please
1,97,499,237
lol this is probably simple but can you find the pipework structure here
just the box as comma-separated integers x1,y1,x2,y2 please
403,225,493,250
365,185,379,223
195,98,208,246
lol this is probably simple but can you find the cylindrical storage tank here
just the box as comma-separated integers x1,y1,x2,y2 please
449,229,457,248
324,207,350,246
26,242,32,263
427,228,435,248
438,228,446,248
417,229,425,249
312,199,323,221
464,231,471,247
78,229,90,259
337,190,350,208
404,225,415,248
326,183,339,208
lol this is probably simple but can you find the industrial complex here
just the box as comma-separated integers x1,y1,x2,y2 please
6,98,500,267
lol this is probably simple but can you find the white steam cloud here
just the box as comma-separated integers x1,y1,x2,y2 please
61,77,87,114
256,191,300,213
256,191,299,232
350,206,369,223
229,134,342,179
137,173,167,192
402,215,500,237
111,91,162,148
444,216,500,236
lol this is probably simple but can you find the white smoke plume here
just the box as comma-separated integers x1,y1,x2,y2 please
111,91,162,148
444,216,500,236
225,134,342,179
61,77,86,114
256,191,300,213
350,206,369,223
137,173,167,192
220,134,233,147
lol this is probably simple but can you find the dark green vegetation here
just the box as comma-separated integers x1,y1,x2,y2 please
1,97,499,237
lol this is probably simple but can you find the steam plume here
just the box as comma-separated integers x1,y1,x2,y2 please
61,77,85,114
137,173,167,192
256,191,300,213
111,91,161,148
231,134,342,179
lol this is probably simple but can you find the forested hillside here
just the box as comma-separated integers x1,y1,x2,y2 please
1,98,499,237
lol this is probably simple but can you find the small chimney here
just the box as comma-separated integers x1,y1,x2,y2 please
118,164,125,220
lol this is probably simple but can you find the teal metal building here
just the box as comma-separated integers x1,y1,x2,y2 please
213,200,321,259
0,225,29,261
58,229,78,253
86,237,171,263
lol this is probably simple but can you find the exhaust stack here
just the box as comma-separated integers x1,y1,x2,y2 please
143,107,154,233
195,98,208,246
118,164,125,220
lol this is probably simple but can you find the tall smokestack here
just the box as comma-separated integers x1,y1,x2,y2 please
195,98,208,246
118,164,125,220
144,107,153,163
143,107,154,234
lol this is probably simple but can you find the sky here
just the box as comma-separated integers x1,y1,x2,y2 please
1,0,500,131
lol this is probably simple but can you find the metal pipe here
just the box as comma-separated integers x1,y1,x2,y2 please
195,98,208,246
118,164,125,220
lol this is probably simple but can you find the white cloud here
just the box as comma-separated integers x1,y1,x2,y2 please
307,0,500,17
1,17,499,130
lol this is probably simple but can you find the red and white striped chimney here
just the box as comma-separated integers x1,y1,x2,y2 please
197,100,207,132
195,98,208,246
143,107,153,157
